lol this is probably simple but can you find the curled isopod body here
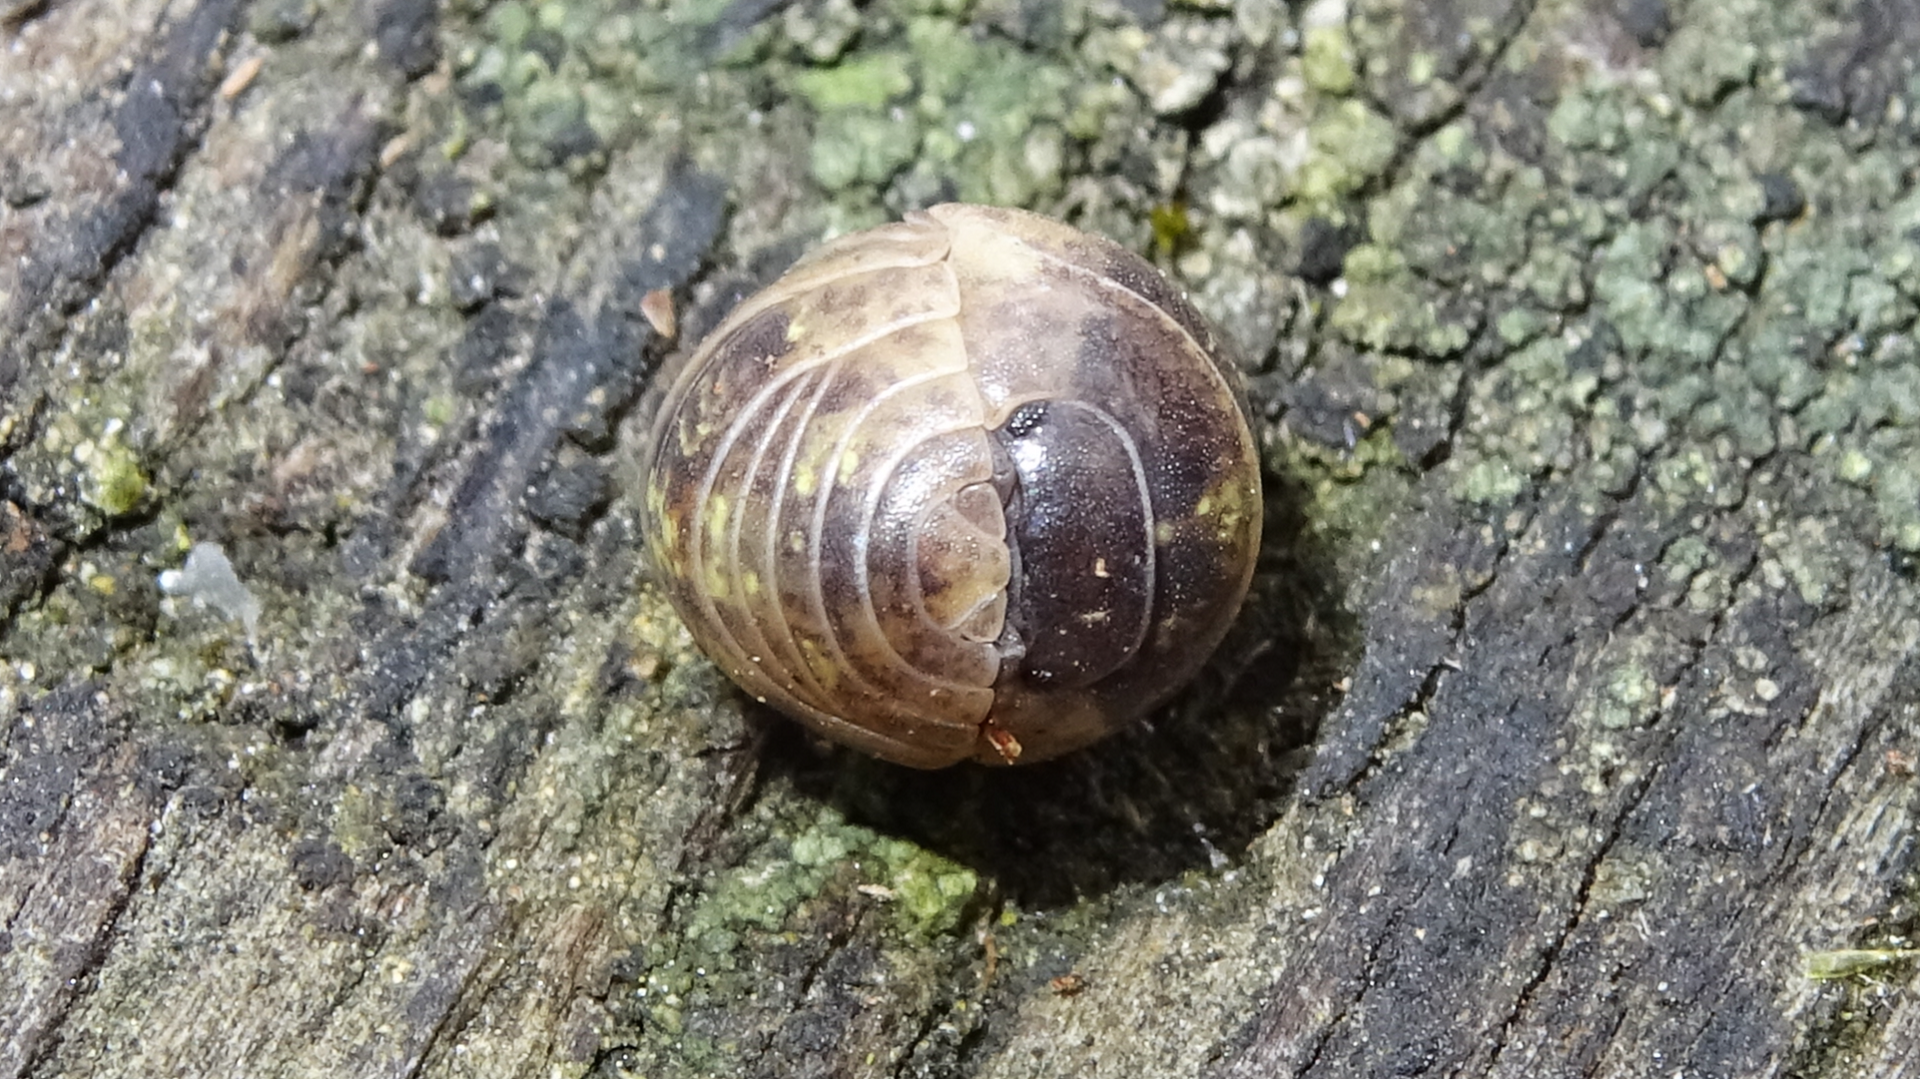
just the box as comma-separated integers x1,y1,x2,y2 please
641,203,1261,767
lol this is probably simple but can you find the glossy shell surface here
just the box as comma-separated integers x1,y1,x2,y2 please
641,204,1261,767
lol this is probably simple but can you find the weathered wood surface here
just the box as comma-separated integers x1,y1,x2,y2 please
3,0,1919,1077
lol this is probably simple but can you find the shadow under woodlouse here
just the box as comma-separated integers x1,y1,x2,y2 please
759,464,1355,909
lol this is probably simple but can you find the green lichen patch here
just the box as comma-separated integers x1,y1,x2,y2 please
800,14,1093,208
1579,655,1662,733
1327,243,1474,356
1272,2,1920,559
1758,517,1856,610
75,436,151,518
619,793,983,1073
678,804,980,960
1295,100,1399,207
792,51,915,111
1301,24,1357,96
869,836,981,937
442,0,1169,225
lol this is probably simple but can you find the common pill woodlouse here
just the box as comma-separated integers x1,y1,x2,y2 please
641,204,1261,767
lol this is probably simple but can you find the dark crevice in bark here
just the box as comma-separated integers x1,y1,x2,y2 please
3,747,159,1079
1288,894,1405,1079
394,905,510,1079
1,0,244,392
1482,736,1658,1073
347,165,726,737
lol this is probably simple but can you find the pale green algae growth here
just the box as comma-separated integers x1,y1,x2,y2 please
75,436,151,518
446,0,1125,220
1300,24,1357,95
1335,243,1477,357
1589,661,1660,731
683,806,978,951
1313,11,1920,549
793,52,915,110
1276,424,1418,565
635,801,979,1057
1295,100,1398,206
797,16,1095,206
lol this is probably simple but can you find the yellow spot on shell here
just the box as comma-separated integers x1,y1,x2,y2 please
1199,474,1261,544
742,570,761,596
704,492,730,539
794,465,817,497
838,451,860,482
799,638,840,693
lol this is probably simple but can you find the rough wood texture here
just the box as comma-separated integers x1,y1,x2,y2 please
3,1,1918,1077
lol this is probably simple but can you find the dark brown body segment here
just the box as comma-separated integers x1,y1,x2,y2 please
642,204,1260,767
